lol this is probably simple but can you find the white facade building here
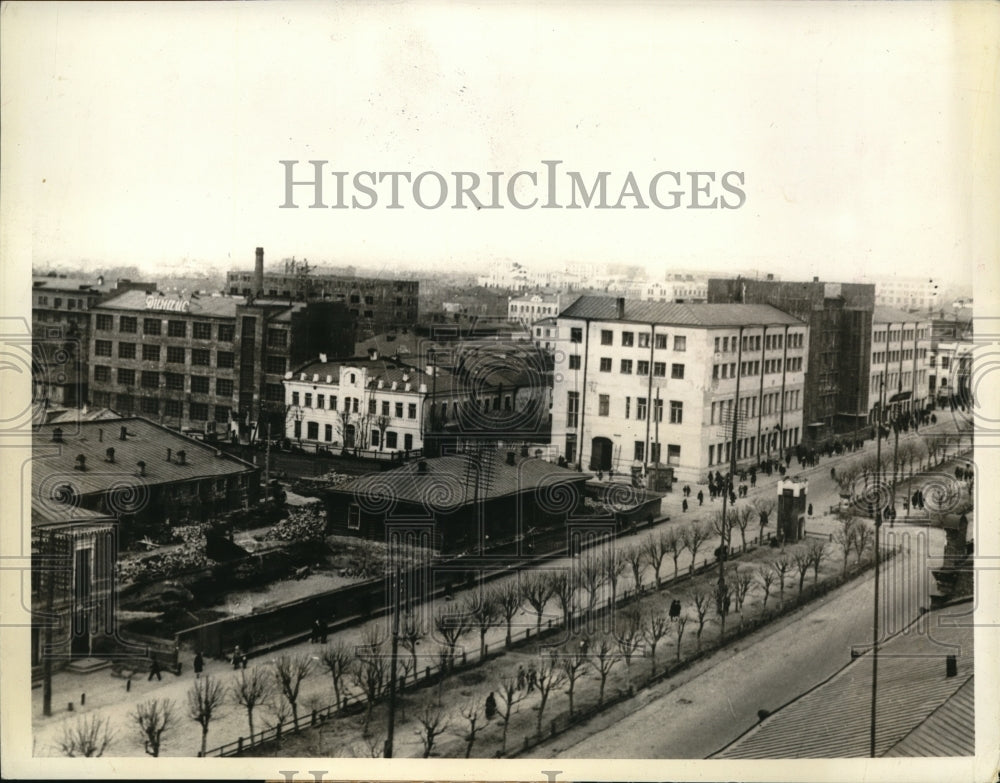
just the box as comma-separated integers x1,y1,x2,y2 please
550,296,808,484
642,278,708,303
873,278,939,311
867,307,931,420
283,356,462,454
928,340,974,405
508,293,562,326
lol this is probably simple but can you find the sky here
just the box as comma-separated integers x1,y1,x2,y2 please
2,1,994,289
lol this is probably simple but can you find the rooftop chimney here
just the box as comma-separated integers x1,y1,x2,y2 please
946,654,958,678
119,426,128,441
52,427,63,443
813,276,819,283
766,273,774,281
137,460,146,477
98,429,103,442
74,454,87,471
368,348,379,360
319,352,328,363
176,449,187,465
105,447,115,463
166,448,172,463
417,460,428,474
616,297,625,319
506,451,516,466
254,247,265,296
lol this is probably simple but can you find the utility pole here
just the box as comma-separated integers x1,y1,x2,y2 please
719,327,744,600
264,421,271,501
870,373,886,757
42,530,56,717
384,564,401,758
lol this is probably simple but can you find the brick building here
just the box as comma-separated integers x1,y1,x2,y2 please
32,274,155,407
86,289,353,440
226,250,418,336
867,306,931,420
707,277,876,446
550,296,808,484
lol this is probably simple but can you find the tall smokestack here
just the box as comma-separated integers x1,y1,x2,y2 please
254,247,264,296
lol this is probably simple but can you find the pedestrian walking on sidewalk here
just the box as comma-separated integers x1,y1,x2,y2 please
485,692,497,720
318,617,328,644
148,657,162,682
232,645,242,670
193,651,204,679
682,499,688,513
697,490,704,506
527,665,537,693
517,665,526,691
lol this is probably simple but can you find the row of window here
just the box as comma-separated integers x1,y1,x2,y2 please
90,392,230,422
872,348,922,365
871,370,926,393
292,420,416,451
93,367,236,396
709,389,800,425
35,295,94,310
289,390,421,420
707,427,801,466
631,441,681,464
588,356,685,378
874,327,925,343
93,340,239,369
712,357,802,380
567,391,682,426
575,327,687,352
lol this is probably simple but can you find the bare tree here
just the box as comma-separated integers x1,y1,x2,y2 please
682,521,712,573
792,546,811,594
855,522,875,565
374,414,391,452
434,605,471,669
806,538,828,584
732,505,757,552
578,553,606,614
187,674,226,756
521,572,555,636
755,563,776,612
132,698,175,758
710,508,735,555
262,693,292,749
399,613,424,679
414,703,449,758
533,651,567,735
674,615,688,661
753,498,776,543
558,641,589,718
612,608,643,690
550,571,577,628
495,673,526,754
663,526,687,582
602,547,628,609
455,698,484,758
588,635,621,707
231,666,274,743
319,640,353,710
832,514,858,575
729,567,754,628
692,590,711,651
58,714,114,757
352,651,388,734
464,590,501,661
714,579,732,638
641,610,671,675
624,542,648,593
642,531,668,588
272,653,314,733
770,552,793,604
494,579,523,647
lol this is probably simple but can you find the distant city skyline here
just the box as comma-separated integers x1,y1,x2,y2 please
6,2,982,294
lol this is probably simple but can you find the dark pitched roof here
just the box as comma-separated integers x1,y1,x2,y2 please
32,502,116,529
883,676,974,757
713,603,974,758
33,418,257,502
559,296,803,327
337,452,589,507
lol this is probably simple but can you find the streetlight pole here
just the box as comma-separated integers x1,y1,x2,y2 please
384,564,401,758
870,373,886,757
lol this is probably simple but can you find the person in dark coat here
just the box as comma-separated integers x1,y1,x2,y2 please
697,490,704,506
232,645,242,669
193,651,204,679
317,617,328,644
485,692,497,720
148,656,162,681
682,499,688,513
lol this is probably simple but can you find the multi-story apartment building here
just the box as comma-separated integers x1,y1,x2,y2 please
550,296,808,484
507,292,562,326
928,341,974,407
708,277,875,446
87,290,353,439
226,250,418,334
866,307,931,421
32,274,155,406
873,277,939,311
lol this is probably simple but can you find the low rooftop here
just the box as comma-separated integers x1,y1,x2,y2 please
560,296,804,327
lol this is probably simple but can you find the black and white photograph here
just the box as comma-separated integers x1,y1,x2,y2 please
1,1,998,780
